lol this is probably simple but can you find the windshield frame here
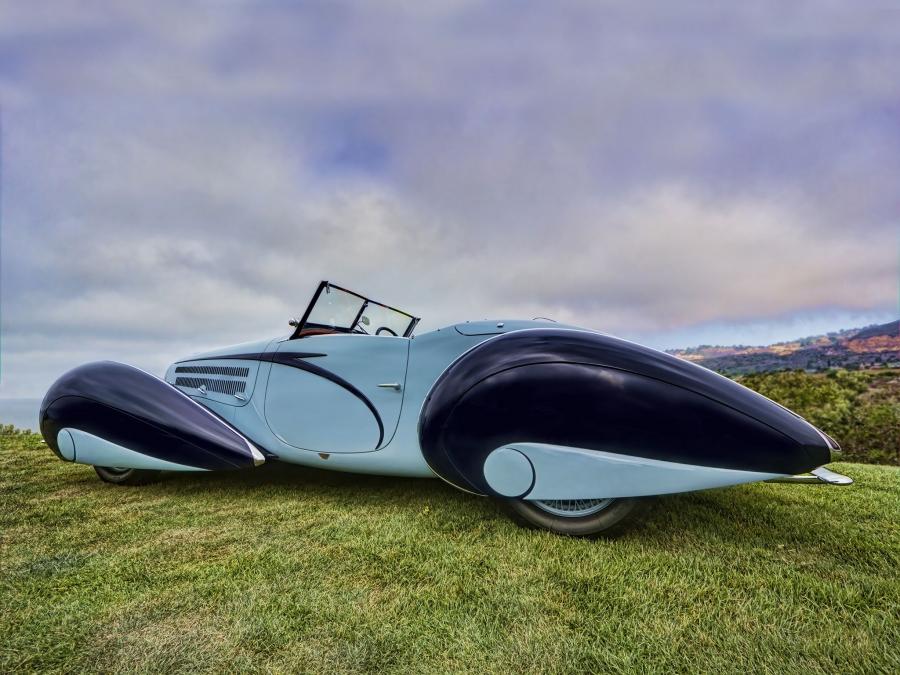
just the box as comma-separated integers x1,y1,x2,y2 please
289,280,420,339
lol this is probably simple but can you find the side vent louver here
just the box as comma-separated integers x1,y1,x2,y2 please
175,365,250,377
175,377,247,396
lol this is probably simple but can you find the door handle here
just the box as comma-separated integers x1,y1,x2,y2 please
377,383,402,391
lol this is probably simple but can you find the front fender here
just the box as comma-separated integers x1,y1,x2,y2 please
418,329,834,496
40,361,264,471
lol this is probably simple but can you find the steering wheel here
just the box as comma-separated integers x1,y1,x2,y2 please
375,326,397,336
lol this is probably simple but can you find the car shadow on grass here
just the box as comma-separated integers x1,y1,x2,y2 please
154,460,479,513
160,459,456,496
143,461,855,555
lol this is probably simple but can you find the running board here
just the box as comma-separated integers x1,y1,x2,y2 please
767,466,853,486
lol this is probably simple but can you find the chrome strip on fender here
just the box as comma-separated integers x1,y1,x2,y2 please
766,466,853,485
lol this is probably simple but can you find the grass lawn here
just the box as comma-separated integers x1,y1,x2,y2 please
1,432,898,674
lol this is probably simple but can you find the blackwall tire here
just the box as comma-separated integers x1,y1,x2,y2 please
93,466,162,485
504,497,640,538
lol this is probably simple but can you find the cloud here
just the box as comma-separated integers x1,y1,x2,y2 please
1,1,897,397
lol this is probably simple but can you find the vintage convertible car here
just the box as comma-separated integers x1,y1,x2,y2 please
40,281,852,536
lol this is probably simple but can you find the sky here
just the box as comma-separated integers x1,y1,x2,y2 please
1,1,898,399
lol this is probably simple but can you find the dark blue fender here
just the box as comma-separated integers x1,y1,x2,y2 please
40,361,262,470
418,329,836,496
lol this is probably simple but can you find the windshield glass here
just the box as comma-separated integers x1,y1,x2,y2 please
292,281,419,338
305,286,365,329
358,302,415,337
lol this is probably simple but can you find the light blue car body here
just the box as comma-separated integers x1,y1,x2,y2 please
163,320,550,479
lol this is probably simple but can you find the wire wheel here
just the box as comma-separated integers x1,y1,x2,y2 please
504,496,639,537
532,498,615,518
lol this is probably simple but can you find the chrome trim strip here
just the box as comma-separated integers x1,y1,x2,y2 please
766,466,853,485
811,466,853,485
247,442,266,467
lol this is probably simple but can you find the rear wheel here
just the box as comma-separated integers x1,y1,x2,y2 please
93,466,162,485
505,497,639,537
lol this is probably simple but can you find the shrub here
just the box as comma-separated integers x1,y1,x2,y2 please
735,369,900,466
0,424,32,437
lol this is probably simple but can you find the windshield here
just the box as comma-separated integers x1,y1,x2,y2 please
291,281,419,339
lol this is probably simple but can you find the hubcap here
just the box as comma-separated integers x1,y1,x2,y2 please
532,498,614,517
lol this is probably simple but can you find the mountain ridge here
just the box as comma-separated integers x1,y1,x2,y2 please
667,320,900,374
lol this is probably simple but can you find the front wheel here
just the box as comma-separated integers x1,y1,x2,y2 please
505,497,639,537
94,466,162,485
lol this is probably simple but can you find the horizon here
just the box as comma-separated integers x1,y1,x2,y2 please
1,314,896,403
2,2,898,398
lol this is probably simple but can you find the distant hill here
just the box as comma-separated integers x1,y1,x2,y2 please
668,320,900,374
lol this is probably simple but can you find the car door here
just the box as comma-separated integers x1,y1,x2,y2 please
264,334,409,453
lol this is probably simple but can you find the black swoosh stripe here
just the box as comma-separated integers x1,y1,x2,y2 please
178,352,385,448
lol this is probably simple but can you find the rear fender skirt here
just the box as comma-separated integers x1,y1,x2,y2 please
40,361,264,471
57,428,209,471
483,443,784,499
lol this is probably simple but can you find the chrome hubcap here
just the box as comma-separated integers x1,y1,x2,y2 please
532,498,614,517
